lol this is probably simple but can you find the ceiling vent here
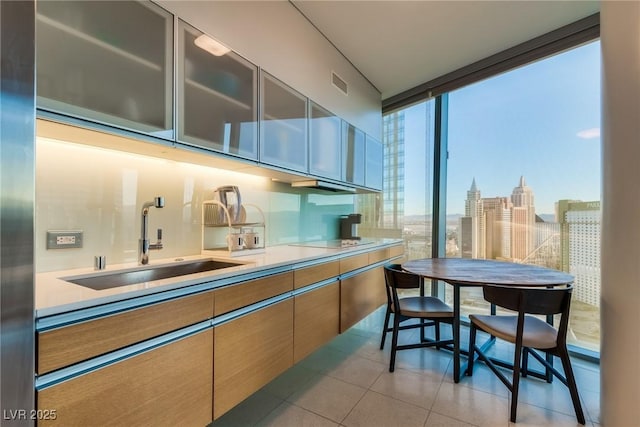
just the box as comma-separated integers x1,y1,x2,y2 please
332,72,348,95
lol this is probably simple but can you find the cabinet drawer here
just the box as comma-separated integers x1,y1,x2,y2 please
294,261,339,289
389,244,404,259
368,248,390,264
37,291,214,375
214,299,293,419
340,266,385,332
294,281,339,363
339,253,369,274
38,329,213,427
214,272,293,315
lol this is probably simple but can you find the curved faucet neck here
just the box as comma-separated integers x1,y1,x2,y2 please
139,197,164,265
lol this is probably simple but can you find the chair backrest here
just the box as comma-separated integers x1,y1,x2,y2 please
384,264,421,290
482,285,572,316
482,284,574,346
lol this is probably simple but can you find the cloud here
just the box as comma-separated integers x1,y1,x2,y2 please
577,128,600,139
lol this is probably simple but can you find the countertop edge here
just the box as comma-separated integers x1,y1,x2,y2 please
36,239,402,320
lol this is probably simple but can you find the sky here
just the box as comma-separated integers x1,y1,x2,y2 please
401,40,601,216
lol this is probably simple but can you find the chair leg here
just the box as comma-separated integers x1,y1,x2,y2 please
510,341,524,423
558,348,586,425
434,320,441,349
389,314,401,372
466,322,477,376
380,306,391,350
521,347,529,378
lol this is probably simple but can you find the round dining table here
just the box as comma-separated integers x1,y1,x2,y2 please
402,258,574,383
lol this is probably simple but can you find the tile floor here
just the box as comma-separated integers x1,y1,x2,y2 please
212,307,601,427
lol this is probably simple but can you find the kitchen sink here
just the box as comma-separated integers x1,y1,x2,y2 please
63,259,246,290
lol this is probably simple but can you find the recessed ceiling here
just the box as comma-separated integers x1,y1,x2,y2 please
292,1,600,100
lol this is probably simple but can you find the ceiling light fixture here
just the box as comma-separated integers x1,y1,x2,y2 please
194,34,231,56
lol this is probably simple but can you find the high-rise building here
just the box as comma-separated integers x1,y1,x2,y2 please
557,200,601,307
382,112,404,230
461,178,484,258
358,112,403,238
510,176,536,260
459,177,537,261
482,196,511,259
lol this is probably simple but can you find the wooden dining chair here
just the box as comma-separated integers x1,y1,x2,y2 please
380,264,454,372
466,284,585,424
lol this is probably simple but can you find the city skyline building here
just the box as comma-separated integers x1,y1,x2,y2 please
463,178,484,258
459,177,537,261
382,112,404,231
510,176,536,260
557,199,601,307
358,111,404,240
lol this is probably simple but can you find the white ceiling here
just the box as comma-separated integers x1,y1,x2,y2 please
292,0,600,100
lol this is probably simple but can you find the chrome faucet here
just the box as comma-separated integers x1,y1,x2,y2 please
139,196,164,265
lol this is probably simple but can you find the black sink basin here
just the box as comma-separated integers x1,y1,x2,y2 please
64,259,245,290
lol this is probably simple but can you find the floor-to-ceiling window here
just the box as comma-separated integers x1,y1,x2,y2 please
360,101,435,258
382,40,601,354
445,40,601,353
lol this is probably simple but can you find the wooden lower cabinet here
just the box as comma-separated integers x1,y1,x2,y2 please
294,281,339,363
339,253,369,274
340,266,386,332
37,329,214,427
214,272,293,315
38,291,214,375
213,299,294,420
293,262,339,289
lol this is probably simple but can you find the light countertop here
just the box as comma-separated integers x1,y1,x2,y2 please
36,239,402,318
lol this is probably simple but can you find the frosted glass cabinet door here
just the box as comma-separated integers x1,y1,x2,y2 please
178,20,258,160
260,72,308,173
36,1,173,137
309,102,342,180
342,122,365,186
365,135,384,190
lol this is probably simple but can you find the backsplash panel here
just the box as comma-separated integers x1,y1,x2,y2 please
36,137,355,272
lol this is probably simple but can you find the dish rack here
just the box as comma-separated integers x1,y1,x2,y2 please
201,200,266,256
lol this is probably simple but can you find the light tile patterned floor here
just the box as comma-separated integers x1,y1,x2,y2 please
212,307,600,427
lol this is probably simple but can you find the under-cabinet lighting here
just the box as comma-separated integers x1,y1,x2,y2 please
194,34,231,56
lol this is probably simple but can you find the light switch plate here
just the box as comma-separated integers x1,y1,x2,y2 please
46,230,83,249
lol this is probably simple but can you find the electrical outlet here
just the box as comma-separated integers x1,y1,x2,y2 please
47,230,83,249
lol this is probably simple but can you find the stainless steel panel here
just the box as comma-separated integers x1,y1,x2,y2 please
1,0,36,424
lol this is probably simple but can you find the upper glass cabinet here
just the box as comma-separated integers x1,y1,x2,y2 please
342,122,365,186
36,1,173,137
309,102,342,180
260,72,308,173
177,20,258,160
365,135,384,190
